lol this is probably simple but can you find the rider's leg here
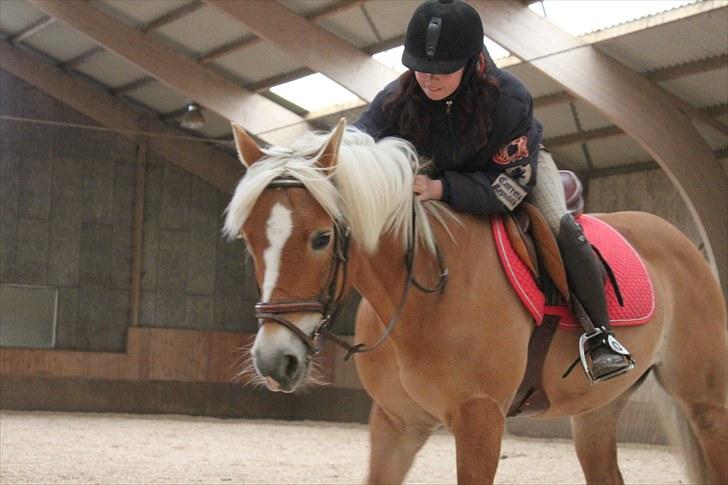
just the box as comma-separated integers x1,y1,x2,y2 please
528,149,633,383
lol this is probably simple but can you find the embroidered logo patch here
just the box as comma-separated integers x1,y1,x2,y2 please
493,136,529,165
505,163,533,186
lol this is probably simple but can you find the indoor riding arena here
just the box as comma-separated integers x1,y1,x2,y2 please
1,1,726,484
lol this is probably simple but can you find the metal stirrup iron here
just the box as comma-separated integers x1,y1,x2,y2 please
578,327,635,384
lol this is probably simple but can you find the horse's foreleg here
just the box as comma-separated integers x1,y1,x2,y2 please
570,386,636,485
449,397,505,485
366,403,432,485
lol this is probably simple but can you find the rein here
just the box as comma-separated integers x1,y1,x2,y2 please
253,176,448,361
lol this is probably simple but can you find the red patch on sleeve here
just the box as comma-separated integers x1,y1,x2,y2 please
493,136,529,165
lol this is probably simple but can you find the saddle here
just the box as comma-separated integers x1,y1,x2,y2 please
497,176,653,416
504,170,584,301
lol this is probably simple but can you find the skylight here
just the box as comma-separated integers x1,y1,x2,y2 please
484,38,511,62
529,0,698,36
372,46,407,74
269,73,361,113
373,37,512,74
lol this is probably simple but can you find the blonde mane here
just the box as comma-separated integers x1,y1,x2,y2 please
223,128,455,255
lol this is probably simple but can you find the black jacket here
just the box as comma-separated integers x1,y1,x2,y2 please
354,66,542,218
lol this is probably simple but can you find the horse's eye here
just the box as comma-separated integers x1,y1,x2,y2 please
311,231,331,250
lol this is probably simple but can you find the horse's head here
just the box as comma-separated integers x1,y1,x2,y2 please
225,120,350,392
224,120,444,393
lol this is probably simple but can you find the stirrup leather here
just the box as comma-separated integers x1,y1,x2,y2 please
578,327,635,384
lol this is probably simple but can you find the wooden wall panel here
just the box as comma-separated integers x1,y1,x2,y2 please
204,331,255,383
0,327,362,389
0,348,128,379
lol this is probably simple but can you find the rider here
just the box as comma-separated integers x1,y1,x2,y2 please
354,0,634,383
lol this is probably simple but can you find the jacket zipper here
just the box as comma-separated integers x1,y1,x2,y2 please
445,100,454,164
445,100,453,134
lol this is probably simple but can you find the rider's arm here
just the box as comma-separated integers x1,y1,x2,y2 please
441,93,542,217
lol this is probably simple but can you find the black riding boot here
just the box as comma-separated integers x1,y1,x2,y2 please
557,214,634,383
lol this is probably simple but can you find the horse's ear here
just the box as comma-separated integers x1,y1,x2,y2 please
231,122,263,168
318,118,347,169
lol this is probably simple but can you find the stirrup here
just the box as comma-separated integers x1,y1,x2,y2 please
578,327,635,384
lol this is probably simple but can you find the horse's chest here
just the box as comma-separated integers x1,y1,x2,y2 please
398,367,451,418
395,351,473,419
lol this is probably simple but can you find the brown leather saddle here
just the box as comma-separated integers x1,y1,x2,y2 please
506,170,585,418
505,170,584,302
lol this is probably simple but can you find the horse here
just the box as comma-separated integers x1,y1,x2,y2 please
223,119,727,484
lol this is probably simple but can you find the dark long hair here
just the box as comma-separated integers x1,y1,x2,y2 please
383,55,500,152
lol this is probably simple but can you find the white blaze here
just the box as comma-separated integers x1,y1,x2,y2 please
262,203,293,301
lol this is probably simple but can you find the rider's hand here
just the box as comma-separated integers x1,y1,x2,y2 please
413,175,443,202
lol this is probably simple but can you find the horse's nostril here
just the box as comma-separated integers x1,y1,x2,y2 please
282,354,299,378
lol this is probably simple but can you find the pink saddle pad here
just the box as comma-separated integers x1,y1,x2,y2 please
491,214,655,330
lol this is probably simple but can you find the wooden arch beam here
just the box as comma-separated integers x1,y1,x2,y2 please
0,41,241,193
205,0,398,102
30,0,307,145
472,1,727,291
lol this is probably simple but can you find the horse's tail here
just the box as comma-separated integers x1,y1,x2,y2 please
653,384,709,484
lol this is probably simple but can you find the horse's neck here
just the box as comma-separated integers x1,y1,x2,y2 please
352,215,504,333
351,234,411,321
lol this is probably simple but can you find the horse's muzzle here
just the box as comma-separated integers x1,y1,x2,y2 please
253,347,305,393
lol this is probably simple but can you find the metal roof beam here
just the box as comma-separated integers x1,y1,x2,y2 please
197,0,364,64
9,16,54,44
59,46,104,71
472,0,727,289
112,76,155,96
587,161,659,179
98,1,210,101
545,126,623,148
55,1,206,88
534,91,574,109
197,36,257,63
0,40,241,192
205,0,397,102
55,3,206,73
140,1,205,33
646,53,727,83
589,146,728,179
545,102,727,147
30,0,307,145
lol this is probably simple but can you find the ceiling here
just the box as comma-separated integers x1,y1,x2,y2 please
0,0,726,178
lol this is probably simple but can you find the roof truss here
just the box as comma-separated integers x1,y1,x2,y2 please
30,0,307,145
205,0,398,102
0,40,241,193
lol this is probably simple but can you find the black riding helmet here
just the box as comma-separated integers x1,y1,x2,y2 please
402,0,484,74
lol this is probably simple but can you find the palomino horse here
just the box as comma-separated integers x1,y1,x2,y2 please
224,120,727,484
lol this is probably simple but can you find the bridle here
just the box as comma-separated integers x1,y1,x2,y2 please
253,176,448,361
